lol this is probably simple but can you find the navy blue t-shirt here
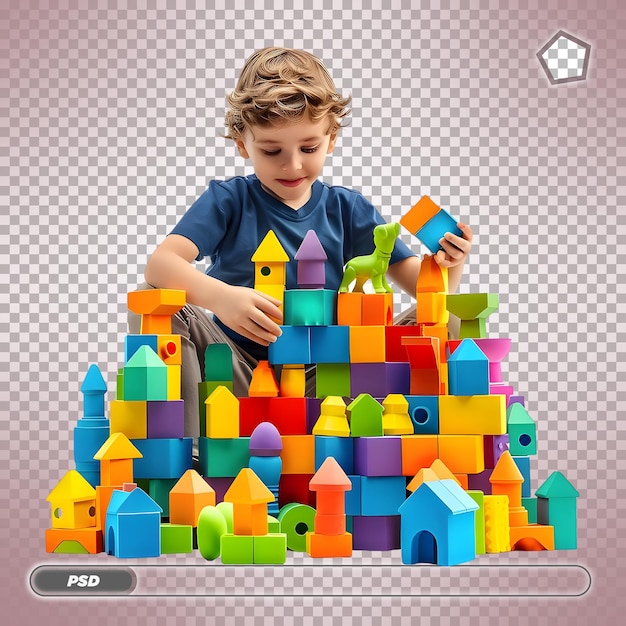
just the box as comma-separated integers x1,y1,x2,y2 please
170,174,415,357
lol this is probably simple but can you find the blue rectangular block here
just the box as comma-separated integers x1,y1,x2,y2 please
74,418,110,463
314,435,354,474
406,395,439,434
415,210,463,253
345,475,362,516
125,334,158,364
268,326,311,365
132,437,193,479
360,476,408,516
310,325,350,363
513,455,532,497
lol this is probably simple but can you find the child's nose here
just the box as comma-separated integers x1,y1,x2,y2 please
283,152,302,171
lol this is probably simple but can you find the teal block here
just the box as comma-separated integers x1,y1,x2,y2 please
507,403,537,455
204,343,234,382
310,325,350,363
199,436,251,477
360,476,407,516
220,533,254,564
316,363,351,397
512,456,532,497
284,289,336,326
522,497,538,524
148,478,178,517
132,438,193,479
123,346,168,401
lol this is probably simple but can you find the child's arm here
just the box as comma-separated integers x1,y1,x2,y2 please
144,234,283,346
387,222,473,296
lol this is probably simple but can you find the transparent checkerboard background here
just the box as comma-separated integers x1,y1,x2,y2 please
2,1,625,625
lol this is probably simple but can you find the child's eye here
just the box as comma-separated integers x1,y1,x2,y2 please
301,147,318,153
262,150,280,156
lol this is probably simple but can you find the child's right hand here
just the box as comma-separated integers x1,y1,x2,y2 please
213,285,283,346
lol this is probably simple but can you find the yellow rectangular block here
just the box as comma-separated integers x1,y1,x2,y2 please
484,494,511,553
349,325,386,363
438,434,485,474
438,394,506,435
110,400,147,439
400,435,439,477
281,435,315,474
167,364,181,400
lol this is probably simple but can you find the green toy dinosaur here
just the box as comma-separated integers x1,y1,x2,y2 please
338,222,400,293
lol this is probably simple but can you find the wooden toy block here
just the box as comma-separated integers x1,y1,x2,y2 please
249,422,283,515
160,523,193,553
345,475,362,516
74,417,110,464
95,485,116,534
127,288,186,335
309,325,350,363
484,434,510,469
312,396,350,437
248,360,279,397
467,490,486,555
306,531,352,557
362,292,394,326
105,487,162,558
132,437,193,480
350,362,411,398
253,533,288,564
467,469,492,494
199,436,250,477
224,468,274,536
314,512,347,535
125,334,159,364
536,471,579,549
284,289,336,326
169,469,216,526
220,533,254,564
398,479,479,566
402,337,441,396
405,395,439,435
47,470,97,530
510,524,555,551
349,325,386,363
400,435,439,476
197,505,228,561
146,400,184,439
384,325,423,362
417,292,449,324
156,334,182,365
455,474,469,489
438,394,507,435
415,209,463,254
406,467,441,492
281,435,315,474
382,394,413,435
147,478,177,517
347,394,384,437
446,293,499,339
360,475,407,516
205,385,240,439
314,435,354,474
252,229,289,285
339,223,400,293
512,455,532,497
447,339,490,396
80,364,107,417
437,434,485,474
483,494,511,553
204,343,234,382
123,345,168,402
166,364,181,400
268,325,311,365
278,473,315,508
94,432,143,487
198,380,233,437
279,364,306,397
295,230,327,288
400,195,442,236
277,502,316,552
352,515,401,550
492,450,529,527
116,368,125,400
506,402,537,456
429,458,462,484
109,400,147,439
239,397,308,436
354,436,402,476
416,253,449,294
522,497,538,524
337,292,363,325
315,363,351,398
45,528,103,554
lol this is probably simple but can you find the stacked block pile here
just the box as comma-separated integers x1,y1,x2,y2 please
45,196,579,565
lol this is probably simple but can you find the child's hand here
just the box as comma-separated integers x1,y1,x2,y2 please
213,285,283,346
434,222,473,268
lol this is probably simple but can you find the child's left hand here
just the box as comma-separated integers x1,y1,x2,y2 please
434,222,473,268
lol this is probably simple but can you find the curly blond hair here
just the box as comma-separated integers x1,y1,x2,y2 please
224,47,351,140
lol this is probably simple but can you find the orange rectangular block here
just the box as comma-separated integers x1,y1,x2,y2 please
314,513,347,535
281,435,315,474
45,527,103,554
232,503,269,536
158,335,183,365
510,524,555,551
362,293,394,326
416,254,449,293
95,485,118,531
438,434,485,474
400,196,441,235
454,474,469,490
337,292,363,325
400,435,439,476
306,531,352,557
349,325,386,363
417,292,449,325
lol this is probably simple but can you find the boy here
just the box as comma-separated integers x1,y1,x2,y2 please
130,47,473,438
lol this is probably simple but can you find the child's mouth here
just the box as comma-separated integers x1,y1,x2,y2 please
277,178,306,187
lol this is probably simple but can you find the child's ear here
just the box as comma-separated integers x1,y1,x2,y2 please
327,134,338,154
235,139,250,159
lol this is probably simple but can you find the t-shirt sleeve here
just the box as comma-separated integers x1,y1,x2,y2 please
169,180,234,262
345,191,416,265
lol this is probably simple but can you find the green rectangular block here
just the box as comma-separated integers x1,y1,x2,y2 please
467,490,486,555
204,344,234,382
522,497,538,524
116,369,124,400
316,363,351,398
221,533,254,564
253,533,287,564
199,436,251,477
160,523,193,554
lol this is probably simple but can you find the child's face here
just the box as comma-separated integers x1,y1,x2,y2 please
235,117,337,209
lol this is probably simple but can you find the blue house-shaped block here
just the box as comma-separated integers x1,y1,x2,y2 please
105,488,162,558
398,479,479,566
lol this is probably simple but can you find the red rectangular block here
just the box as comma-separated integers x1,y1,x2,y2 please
278,473,315,508
240,397,308,436
385,325,423,362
